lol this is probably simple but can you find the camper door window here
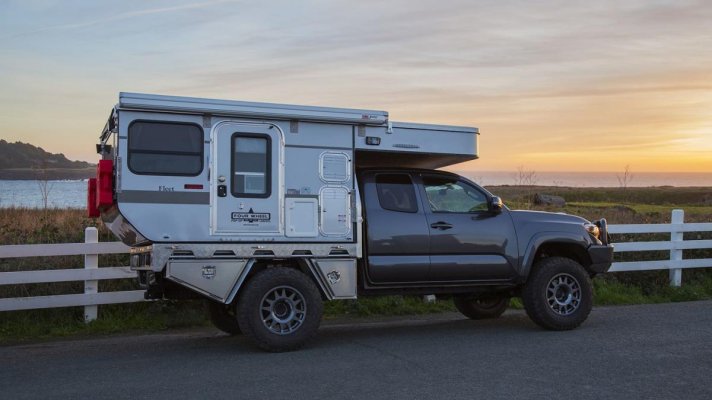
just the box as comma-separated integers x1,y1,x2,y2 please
127,121,204,176
231,133,271,198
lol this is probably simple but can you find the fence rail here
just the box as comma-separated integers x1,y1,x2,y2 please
608,209,712,286
1,210,711,321
0,227,137,321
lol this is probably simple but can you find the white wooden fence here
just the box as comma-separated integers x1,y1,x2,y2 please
0,209,710,322
0,227,141,322
609,210,712,286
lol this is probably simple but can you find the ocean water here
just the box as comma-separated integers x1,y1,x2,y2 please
0,180,88,209
0,172,710,208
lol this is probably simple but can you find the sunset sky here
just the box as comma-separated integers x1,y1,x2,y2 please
1,0,710,173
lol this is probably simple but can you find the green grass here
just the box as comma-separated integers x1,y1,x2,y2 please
594,276,712,305
0,301,210,343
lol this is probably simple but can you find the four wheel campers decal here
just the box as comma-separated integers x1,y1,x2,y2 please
231,208,271,223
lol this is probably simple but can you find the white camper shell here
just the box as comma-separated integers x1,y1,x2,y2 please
96,92,478,303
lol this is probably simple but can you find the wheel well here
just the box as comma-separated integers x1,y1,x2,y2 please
534,242,592,270
240,259,329,300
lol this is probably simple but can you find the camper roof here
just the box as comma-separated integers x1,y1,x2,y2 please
119,92,389,125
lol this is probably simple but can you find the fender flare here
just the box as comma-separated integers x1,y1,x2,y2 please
223,258,356,304
519,232,591,279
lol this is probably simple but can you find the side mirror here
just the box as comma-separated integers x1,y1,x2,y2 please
489,196,504,214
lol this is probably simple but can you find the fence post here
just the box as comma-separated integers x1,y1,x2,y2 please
669,209,683,287
84,227,99,322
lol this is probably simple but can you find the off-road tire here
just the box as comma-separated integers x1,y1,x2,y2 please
453,294,509,320
522,257,593,330
237,267,323,352
207,301,242,335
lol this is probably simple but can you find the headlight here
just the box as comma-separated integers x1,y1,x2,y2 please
584,222,600,239
595,218,609,245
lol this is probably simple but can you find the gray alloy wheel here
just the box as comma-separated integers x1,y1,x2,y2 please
546,273,582,316
259,285,307,335
237,267,323,352
522,257,593,331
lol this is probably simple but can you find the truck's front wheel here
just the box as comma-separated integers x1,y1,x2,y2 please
237,267,323,352
522,257,593,330
453,294,509,320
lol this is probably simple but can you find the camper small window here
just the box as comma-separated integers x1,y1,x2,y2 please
232,134,270,198
127,121,203,176
376,174,418,213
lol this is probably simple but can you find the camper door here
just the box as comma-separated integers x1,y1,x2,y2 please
211,121,283,235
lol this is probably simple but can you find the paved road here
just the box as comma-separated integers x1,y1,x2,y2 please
2,301,711,400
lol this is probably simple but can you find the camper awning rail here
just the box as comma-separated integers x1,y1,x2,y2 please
119,92,389,125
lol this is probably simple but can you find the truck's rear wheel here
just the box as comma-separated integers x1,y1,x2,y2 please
237,267,323,352
522,257,593,330
207,301,242,335
453,294,509,320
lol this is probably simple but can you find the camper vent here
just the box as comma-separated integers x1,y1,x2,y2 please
171,250,194,257
291,250,313,256
393,143,420,149
213,250,236,257
329,249,349,256
253,249,276,256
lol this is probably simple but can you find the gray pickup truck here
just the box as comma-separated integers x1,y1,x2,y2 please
93,93,613,352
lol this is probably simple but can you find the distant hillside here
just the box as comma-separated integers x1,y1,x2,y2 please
0,140,91,169
0,140,95,180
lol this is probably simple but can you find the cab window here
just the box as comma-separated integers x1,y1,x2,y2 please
376,173,418,213
422,176,488,213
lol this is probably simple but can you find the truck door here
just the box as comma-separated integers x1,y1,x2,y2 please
362,172,430,283
419,174,517,281
211,121,283,235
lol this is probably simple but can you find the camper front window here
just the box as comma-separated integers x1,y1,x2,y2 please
232,134,270,197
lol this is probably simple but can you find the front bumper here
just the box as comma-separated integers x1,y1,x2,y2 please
588,244,614,274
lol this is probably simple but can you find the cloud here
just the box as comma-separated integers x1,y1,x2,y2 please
0,0,238,40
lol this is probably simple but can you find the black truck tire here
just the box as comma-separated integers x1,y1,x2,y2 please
237,267,323,352
453,294,509,320
522,257,593,330
207,301,242,335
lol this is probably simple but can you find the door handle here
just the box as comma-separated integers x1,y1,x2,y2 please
430,221,453,230
217,185,227,197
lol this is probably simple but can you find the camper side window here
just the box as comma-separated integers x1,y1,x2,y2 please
127,121,203,176
232,134,270,198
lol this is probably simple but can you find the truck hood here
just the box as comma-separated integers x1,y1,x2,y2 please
509,210,589,227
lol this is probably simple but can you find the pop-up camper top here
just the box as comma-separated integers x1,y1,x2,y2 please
94,92,478,248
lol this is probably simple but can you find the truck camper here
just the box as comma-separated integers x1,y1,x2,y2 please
90,93,612,351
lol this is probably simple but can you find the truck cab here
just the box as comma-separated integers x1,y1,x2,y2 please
359,169,518,288
90,93,613,352
357,168,612,301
